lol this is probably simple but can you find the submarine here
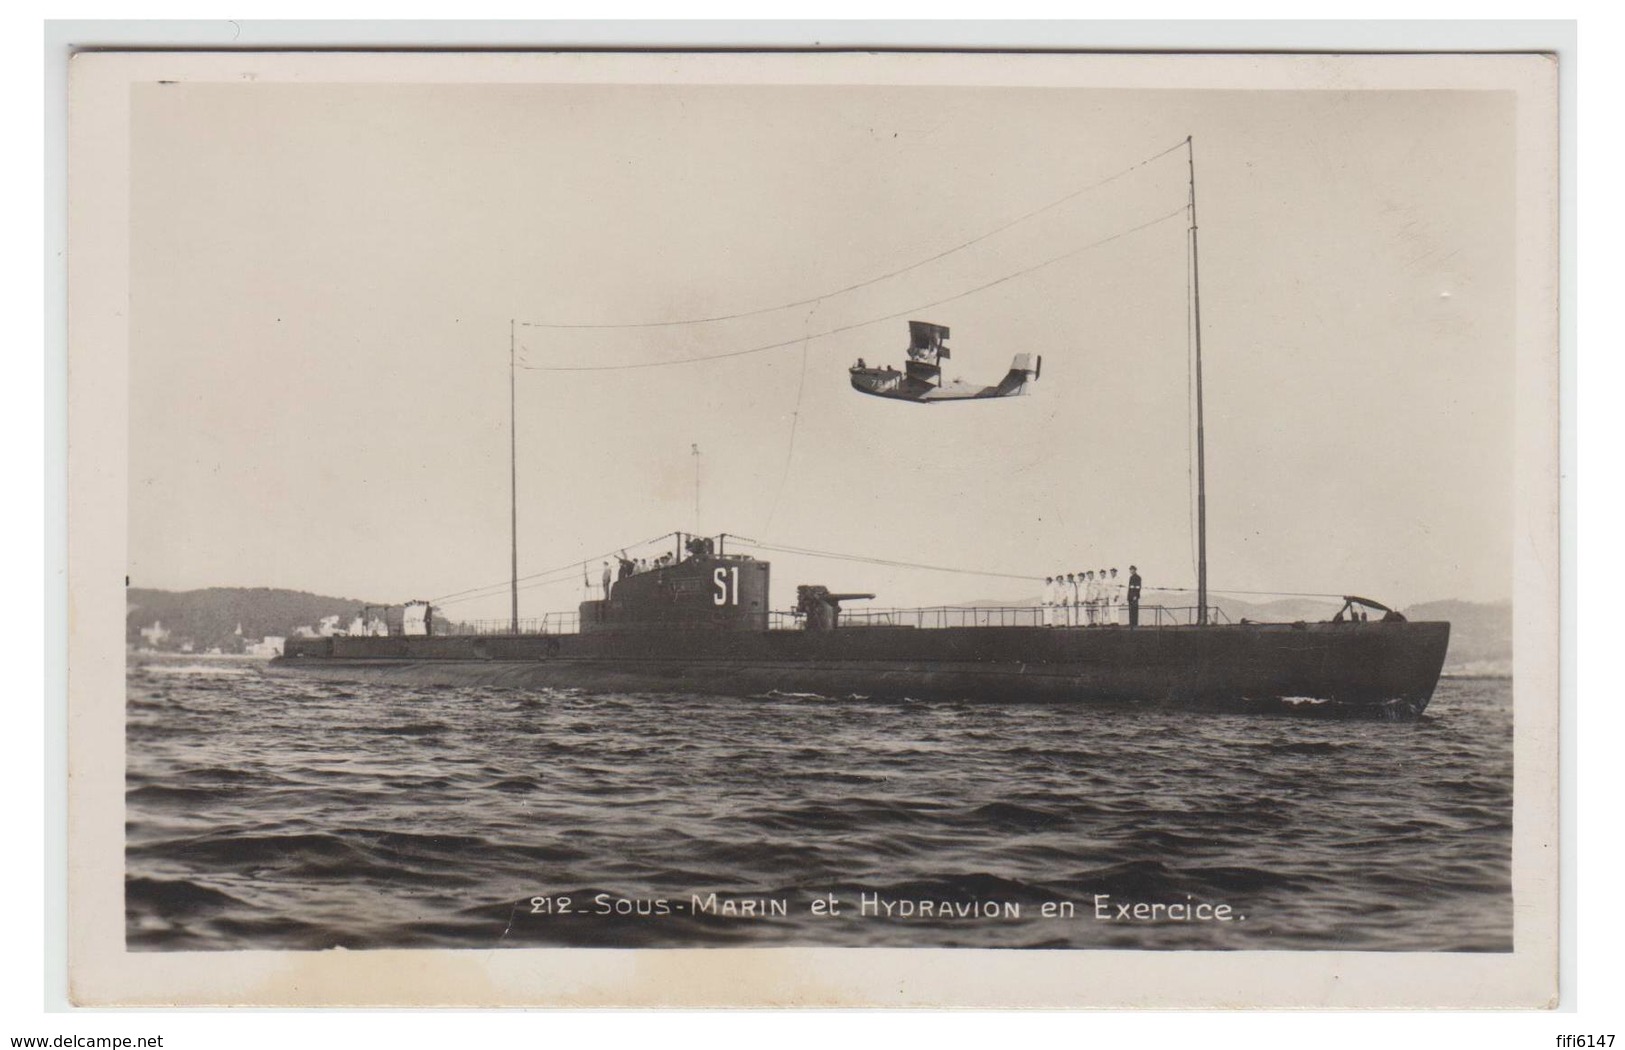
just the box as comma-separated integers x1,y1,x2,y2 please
274,533,1451,720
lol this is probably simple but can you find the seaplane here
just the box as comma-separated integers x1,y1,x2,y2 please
849,321,1040,403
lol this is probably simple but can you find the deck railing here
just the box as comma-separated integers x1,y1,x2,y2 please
438,612,581,637
433,604,1225,637
767,604,1226,630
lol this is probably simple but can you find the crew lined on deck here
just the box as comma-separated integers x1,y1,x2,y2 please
1043,565,1136,627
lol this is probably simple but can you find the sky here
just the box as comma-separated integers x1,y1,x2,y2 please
127,69,1517,621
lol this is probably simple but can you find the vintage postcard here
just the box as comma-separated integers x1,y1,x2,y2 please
66,49,1559,1007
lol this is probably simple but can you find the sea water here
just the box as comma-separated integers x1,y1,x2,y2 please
125,659,1511,951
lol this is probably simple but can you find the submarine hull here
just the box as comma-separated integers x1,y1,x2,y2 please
274,620,1451,720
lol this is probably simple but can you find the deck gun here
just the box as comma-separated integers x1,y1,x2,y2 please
795,585,877,631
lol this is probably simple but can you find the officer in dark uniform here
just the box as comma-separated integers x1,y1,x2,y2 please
1127,565,1142,627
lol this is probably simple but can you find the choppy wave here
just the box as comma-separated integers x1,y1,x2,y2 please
125,659,1512,951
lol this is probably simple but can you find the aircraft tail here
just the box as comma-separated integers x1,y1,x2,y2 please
994,353,1041,396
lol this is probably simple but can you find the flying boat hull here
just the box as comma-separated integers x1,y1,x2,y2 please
850,351,1040,403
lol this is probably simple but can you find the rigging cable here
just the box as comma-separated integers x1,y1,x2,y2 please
762,299,820,533
735,540,1348,600
732,539,1038,583
429,530,677,605
1147,586,1348,600
433,565,588,607
517,139,1188,330
516,205,1189,373
435,535,1350,609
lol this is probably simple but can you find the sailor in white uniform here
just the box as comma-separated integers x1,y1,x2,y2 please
1042,576,1055,627
1058,573,1072,626
1077,571,1091,625
1107,568,1122,625
1097,568,1110,626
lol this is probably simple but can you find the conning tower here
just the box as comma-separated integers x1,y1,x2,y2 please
580,536,769,632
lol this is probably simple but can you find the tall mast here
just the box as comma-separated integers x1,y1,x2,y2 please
509,318,519,634
1187,136,1209,626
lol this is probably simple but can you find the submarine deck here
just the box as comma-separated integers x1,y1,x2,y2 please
276,620,1451,716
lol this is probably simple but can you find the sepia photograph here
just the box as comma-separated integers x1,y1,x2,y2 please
65,46,1560,1007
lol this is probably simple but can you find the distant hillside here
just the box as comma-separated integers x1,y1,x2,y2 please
126,587,391,651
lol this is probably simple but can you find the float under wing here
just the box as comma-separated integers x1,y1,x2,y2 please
850,353,1041,403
